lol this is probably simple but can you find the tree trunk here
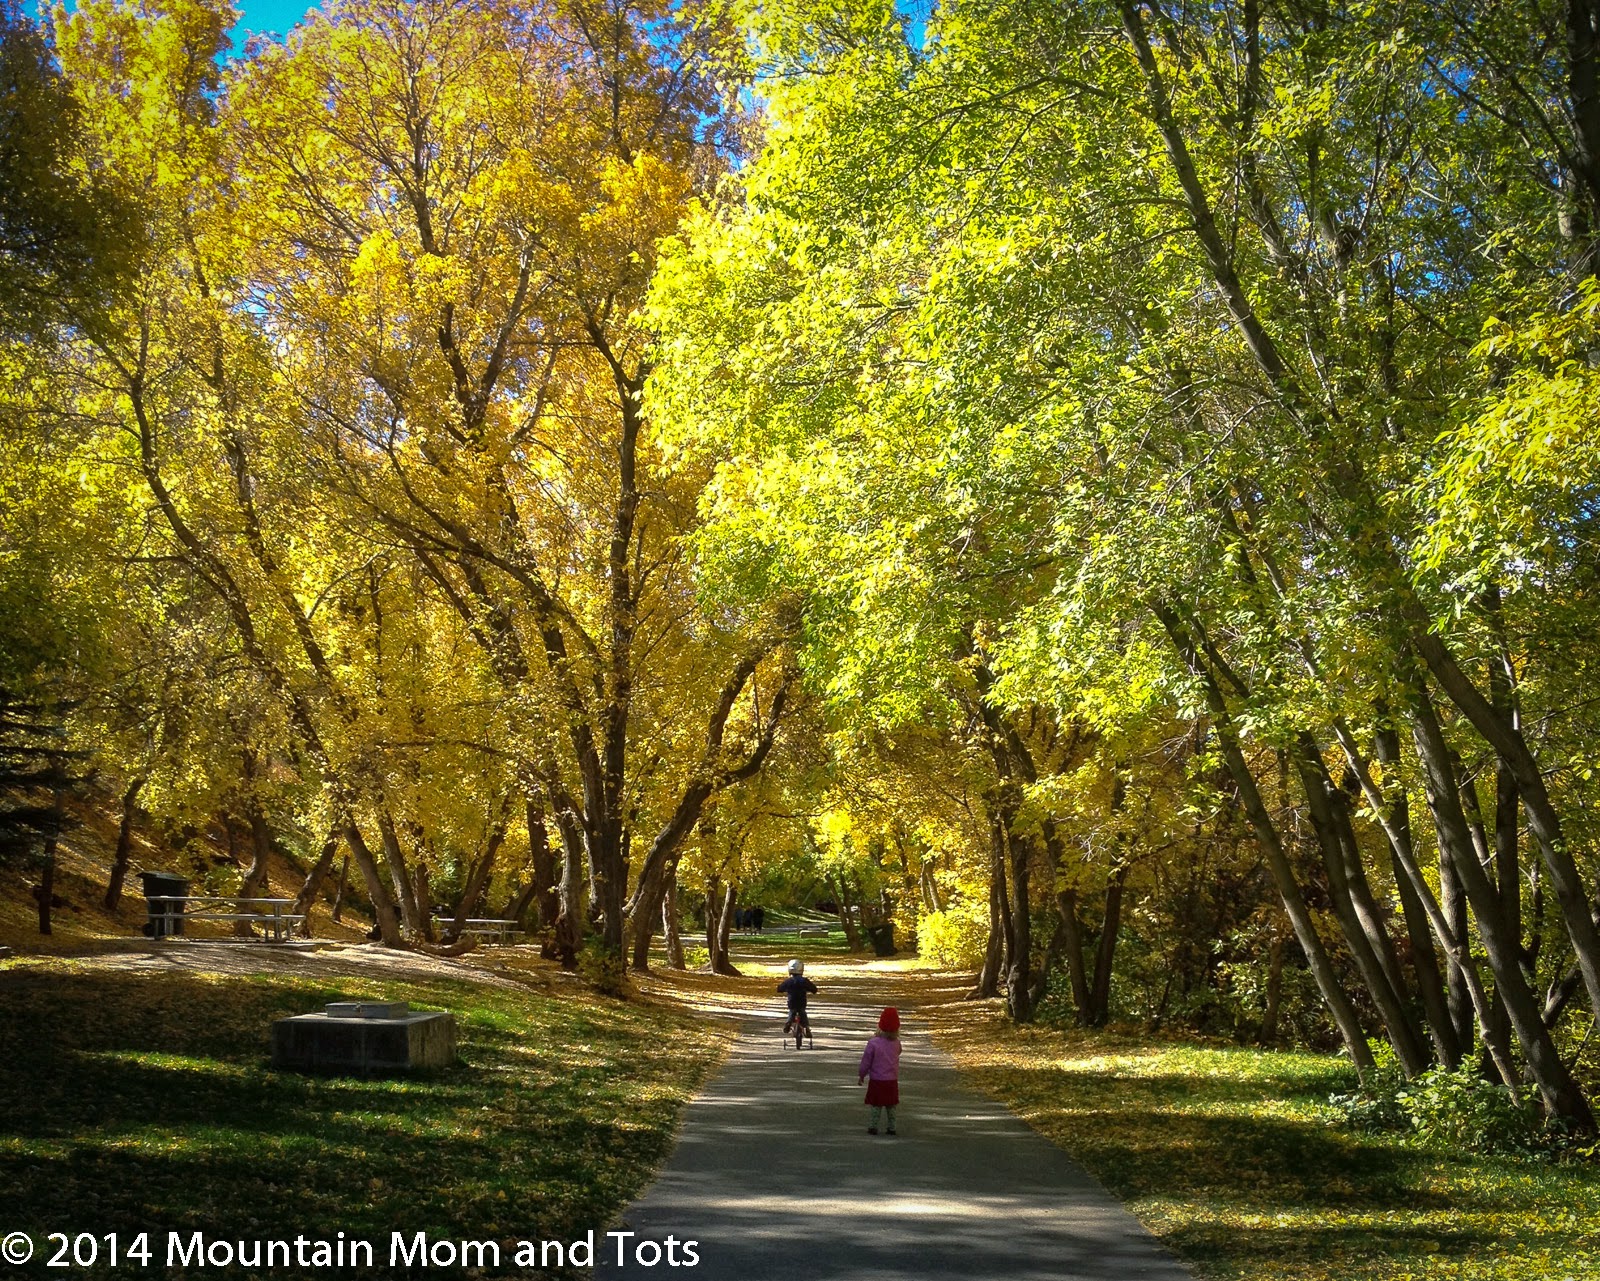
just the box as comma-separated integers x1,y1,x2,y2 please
922,858,943,912
1487,648,1526,977
500,879,539,926
1344,708,1520,1088
1085,775,1132,1028
444,821,505,944
1457,753,1496,885
36,792,61,935
1439,842,1476,1053
1454,750,1518,1058
412,861,435,941
833,873,863,951
528,800,559,931
1086,863,1128,1028
619,651,793,928
1566,0,1600,273
971,857,1004,1000
378,809,424,939
1029,904,1068,1010
239,750,272,901
630,896,656,971
630,846,689,971
704,877,742,975
995,827,1015,976
1220,729,1375,1075
585,853,603,933
291,827,342,935
1407,621,1600,1031
1262,933,1285,1043
1407,679,1594,1127
630,857,666,972
714,881,740,976
663,872,685,969
343,820,404,946
103,776,144,912
1005,824,1034,1023
1333,781,1411,1006
592,823,627,958
1293,737,1431,1076
330,853,350,923
1496,759,1524,970
552,809,585,968
229,804,273,938
968,688,1033,1020
1155,602,1375,1075
1059,888,1093,1021
705,877,721,971
1370,720,1461,1067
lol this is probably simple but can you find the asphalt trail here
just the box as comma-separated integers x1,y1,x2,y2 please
597,982,1193,1281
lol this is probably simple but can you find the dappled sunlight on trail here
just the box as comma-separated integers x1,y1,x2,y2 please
601,949,1194,1281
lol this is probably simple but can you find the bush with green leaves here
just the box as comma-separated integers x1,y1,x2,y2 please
1331,1050,1544,1155
577,938,630,997
1329,1078,1409,1134
1401,1063,1543,1154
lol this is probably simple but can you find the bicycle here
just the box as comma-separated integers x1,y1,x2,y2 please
782,1009,813,1049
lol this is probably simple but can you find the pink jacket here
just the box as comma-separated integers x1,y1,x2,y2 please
859,1034,901,1081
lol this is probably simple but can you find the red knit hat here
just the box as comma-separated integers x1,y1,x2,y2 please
878,1007,900,1033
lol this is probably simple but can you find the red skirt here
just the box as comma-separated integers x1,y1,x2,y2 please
864,1078,899,1107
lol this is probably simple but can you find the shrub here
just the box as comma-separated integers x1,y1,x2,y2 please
1331,1051,1544,1155
577,938,629,997
1329,1042,1408,1133
1401,1063,1542,1154
1329,1078,1409,1133
917,898,989,969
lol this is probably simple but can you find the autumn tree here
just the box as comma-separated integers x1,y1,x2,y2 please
648,0,1600,1125
225,0,795,965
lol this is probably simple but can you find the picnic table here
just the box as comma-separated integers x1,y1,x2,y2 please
458,918,525,944
147,895,306,943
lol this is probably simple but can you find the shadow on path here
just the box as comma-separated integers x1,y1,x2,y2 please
598,973,1194,1281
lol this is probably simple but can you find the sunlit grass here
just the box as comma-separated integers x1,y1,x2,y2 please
0,960,729,1279
930,1007,1600,1281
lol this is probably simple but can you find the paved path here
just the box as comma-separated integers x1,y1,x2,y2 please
598,985,1193,1281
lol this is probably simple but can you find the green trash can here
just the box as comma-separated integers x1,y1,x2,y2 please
866,923,896,957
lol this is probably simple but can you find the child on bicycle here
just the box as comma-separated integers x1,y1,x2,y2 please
858,1007,902,1134
777,959,817,1036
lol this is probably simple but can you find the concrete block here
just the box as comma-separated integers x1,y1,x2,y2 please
271,1008,456,1075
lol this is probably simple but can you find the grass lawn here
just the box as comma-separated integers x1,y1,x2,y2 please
720,926,855,960
0,955,728,1279
931,1007,1600,1281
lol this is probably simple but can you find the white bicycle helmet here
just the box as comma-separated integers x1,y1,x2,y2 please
787,958,804,976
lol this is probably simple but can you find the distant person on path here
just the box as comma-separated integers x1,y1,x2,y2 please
778,958,818,1037
858,1007,902,1135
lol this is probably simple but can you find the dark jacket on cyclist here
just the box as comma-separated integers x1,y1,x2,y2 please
777,975,818,1013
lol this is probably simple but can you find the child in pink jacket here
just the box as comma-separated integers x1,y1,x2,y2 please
858,1007,902,1134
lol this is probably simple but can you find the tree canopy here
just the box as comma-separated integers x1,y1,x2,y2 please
6,0,1600,1131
